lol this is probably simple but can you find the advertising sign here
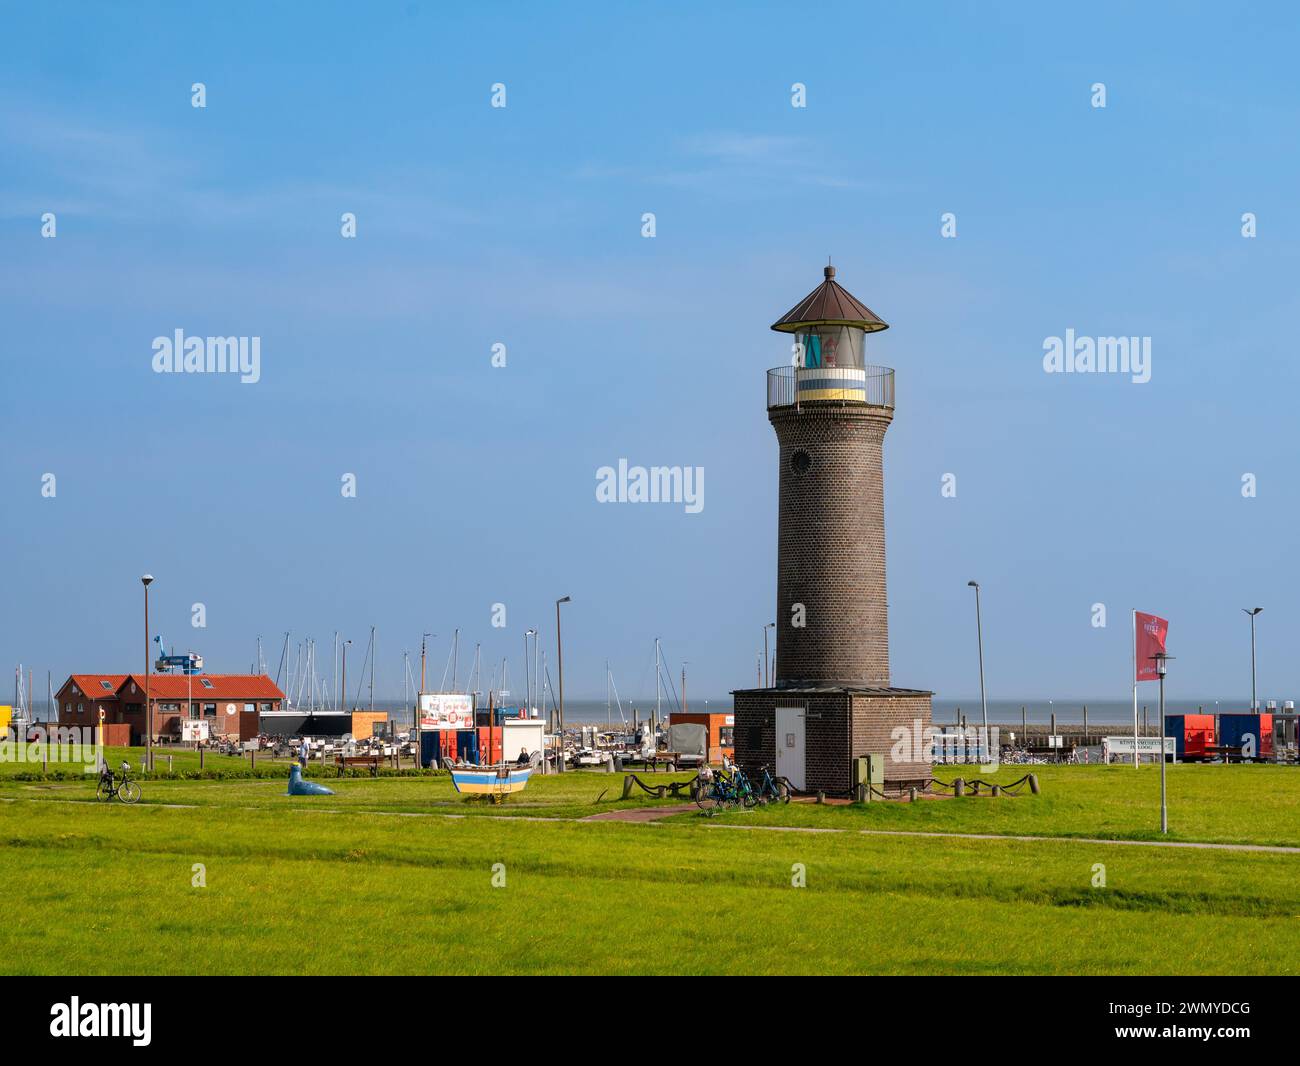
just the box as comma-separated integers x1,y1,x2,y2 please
181,719,209,743
418,693,475,731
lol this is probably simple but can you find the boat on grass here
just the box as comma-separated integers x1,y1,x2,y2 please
449,691,533,802
450,764,532,798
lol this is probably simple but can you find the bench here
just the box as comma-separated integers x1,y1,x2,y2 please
335,754,383,777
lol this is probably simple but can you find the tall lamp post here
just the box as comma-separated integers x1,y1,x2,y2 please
141,574,153,770
967,581,989,737
763,623,775,688
555,596,571,773
1242,607,1262,711
1152,651,1174,834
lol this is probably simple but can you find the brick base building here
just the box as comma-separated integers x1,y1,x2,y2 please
733,687,933,792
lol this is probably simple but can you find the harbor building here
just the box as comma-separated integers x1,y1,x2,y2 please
56,673,286,744
733,266,933,790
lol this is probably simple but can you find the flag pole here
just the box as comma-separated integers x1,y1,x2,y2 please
1132,609,1139,768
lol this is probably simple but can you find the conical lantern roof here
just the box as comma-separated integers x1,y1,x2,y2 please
770,265,889,334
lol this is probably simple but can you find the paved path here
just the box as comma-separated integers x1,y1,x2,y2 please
5,794,1298,853
582,803,697,823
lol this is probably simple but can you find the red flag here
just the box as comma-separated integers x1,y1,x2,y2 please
1135,612,1169,682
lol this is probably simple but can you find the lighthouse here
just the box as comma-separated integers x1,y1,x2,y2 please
734,266,933,790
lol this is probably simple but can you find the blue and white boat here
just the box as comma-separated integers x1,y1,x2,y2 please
449,692,533,800
450,764,532,798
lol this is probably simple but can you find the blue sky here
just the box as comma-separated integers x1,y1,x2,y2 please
2,1,1298,704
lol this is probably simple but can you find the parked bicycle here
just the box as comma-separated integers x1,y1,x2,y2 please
753,765,791,805
695,765,757,815
96,761,141,804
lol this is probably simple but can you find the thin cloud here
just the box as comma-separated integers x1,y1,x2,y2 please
574,130,868,192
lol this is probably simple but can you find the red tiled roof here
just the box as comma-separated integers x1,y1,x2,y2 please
66,675,129,699
118,674,286,700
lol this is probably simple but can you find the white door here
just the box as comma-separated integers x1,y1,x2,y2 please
775,706,806,790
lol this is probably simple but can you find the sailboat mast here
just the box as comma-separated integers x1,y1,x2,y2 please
655,638,661,726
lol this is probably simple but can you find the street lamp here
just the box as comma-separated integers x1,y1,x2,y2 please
141,574,153,770
967,582,989,736
1152,651,1174,834
555,597,571,773
763,623,775,688
1242,608,1263,712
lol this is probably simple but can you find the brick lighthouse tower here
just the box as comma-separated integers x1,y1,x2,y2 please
734,265,932,790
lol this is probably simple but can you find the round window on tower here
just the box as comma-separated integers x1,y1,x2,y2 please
790,450,812,476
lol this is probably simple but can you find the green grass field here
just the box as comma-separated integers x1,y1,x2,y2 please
1,757,1296,974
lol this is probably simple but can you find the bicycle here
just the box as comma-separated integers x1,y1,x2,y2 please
695,765,757,815
96,761,141,804
753,766,791,805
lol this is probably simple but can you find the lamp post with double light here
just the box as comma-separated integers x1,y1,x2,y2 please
967,581,988,737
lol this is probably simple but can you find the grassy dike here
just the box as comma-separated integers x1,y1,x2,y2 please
0,763,1296,975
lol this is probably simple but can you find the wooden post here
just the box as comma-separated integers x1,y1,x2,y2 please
250,748,256,771
954,777,966,797
908,786,918,803
621,776,634,800
991,784,1001,797
1029,773,1040,795
199,745,204,770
